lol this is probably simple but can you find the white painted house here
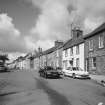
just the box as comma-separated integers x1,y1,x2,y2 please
62,28,85,71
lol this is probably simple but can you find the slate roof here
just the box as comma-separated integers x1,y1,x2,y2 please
33,42,64,58
33,47,57,58
63,37,84,50
43,46,57,55
41,44,64,56
57,44,63,50
34,53,42,58
84,22,105,39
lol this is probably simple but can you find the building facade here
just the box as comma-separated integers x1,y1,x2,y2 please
63,28,85,70
34,41,63,70
55,45,63,68
84,23,105,75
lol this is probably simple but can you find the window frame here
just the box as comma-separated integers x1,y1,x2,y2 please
70,47,73,56
65,49,68,57
76,58,79,67
89,39,93,51
56,50,59,57
99,34,104,48
91,57,96,69
63,60,68,69
76,45,79,55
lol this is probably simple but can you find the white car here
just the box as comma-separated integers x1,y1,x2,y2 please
63,67,90,79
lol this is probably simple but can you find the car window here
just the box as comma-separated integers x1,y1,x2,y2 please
45,66,53,70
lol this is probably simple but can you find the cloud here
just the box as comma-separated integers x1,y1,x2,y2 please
8,52,26,63
28,0,105,50
0,13,20,36
74,0,105,33
0,13,27,52
29,0,72,50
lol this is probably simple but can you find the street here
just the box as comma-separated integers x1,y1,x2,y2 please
0,70,105,105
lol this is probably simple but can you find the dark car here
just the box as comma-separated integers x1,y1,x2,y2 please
39,66,60,78
0,61,7,72
56,67,63,75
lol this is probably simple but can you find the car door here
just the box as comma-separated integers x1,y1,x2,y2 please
65,67,72,76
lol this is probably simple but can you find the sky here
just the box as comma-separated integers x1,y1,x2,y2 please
0,0,105,55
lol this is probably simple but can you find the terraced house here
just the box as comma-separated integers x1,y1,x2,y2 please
84,23,105,75
36,41,63,69
63,27,85,70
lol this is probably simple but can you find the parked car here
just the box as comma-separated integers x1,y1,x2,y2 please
63,67,90,79
39,66,60,78
0,61,7,72
56,67,63,75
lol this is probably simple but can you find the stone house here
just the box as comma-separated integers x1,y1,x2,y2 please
84,23,105,75
38,41,63,69
54,45,63,69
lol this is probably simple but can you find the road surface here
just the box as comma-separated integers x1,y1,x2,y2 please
0,70,105,105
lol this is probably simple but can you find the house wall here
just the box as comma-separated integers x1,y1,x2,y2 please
84,31,105,75
47,53,54,67
62,43,84,70
57,47,63,68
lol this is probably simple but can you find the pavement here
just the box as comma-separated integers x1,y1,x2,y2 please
90,74,105,86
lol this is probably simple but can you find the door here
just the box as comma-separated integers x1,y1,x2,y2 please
86,58,89,71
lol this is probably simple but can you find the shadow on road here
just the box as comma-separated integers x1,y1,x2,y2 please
34,77,71,105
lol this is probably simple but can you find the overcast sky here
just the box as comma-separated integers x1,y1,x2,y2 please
0,0,105,53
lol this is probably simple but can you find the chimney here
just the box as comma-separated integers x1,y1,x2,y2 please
38,47,42,53
72,27,83,39
55,40,63,47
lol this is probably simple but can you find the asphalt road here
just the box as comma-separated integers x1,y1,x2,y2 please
0,70,105,105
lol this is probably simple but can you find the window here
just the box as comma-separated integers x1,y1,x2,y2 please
89,39,93,51
70,47,73,56
92,57,96,69
69,58,74,66
76,45,79,54
56,59,59,67
65,49,68,57
63,60,67,69
56,50,59,57
76,58,79,67
99,35,104,48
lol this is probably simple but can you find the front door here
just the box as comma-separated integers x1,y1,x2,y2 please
86,58,89,71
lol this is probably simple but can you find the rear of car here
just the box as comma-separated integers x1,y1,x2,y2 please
71,67,90,79
56,67,63,75
39,66,60,78
63,67,90,79
0,61,7,72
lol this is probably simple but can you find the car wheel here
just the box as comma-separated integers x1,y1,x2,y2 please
72,73,76,79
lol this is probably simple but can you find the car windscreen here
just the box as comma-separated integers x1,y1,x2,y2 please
72,67,79,71
45,67,53,70
72,67,83,71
